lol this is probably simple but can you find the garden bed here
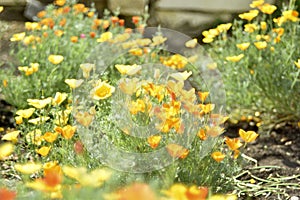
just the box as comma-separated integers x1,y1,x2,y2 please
0,1,300,199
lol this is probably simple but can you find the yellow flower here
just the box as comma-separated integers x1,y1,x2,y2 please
225,54,244,62
259,3,277,14
48,55,64,65
27,97,52,109
244,23,258,33
3,79,8,87
0,6,3,13
115,64,142,75
250,0,264,8
28,116,50,125
161,54,188,69
80,63,95,78
129,99,146,115
1,131,20,143
10,32,26,42
64,79,84,89
216,23,232,32
260,21,267,30
26,129,43,145
15,162,42,174
18,63,39,76
151,35,167,46
254,41,267,49
16,108,35,118
170,71,192,81
30,62,39,72
225,136,243,150
118,78,139,95
52,92,68,106
185,38,197,48
75,111,94,127
202,36,214,43
239,10,259,21
199,103,215,114
0,143,14,160
147,135,162,149
43,132,58,143
294,59,300,69
211,151,225,162
15,116,23,124
63,166,112,187
236,42,250,51
129,48,143,56
239,129,259,143
282,10,299,22
136,38,152,46
91,81,115,100
97,32,113,42
25,22,41,31
36,146,51,156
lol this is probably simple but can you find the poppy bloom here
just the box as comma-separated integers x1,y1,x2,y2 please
211,151,225,162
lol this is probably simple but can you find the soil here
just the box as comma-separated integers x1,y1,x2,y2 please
226,122,300,199
0,6,299,200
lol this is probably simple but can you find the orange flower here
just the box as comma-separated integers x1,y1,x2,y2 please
225,137,243,150
166,144,189,159
239,129,259,143
37,10,46,18
59,18,66,26
111,16,119,24
54,0,66,6
73,4,88,13
132,16,140,24
233,149,240,159
211,151,225,162
147,135,162,149
197,129,207,140
57,125,76,139
71,36,78,43
119,19,125,26
198,91,209,102
43,161,62,177
0,188,16,200
117,183,157,200
89,32,96,38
